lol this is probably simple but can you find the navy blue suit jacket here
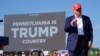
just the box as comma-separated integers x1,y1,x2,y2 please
64,15,93,51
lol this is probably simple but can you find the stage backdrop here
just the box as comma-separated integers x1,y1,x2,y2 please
4,12,66,51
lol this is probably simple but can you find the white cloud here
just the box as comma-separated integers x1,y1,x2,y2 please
93,25,100,29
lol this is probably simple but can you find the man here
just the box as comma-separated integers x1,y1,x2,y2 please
64,3,93,56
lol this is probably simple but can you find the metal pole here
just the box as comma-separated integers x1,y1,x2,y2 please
0,19,3,56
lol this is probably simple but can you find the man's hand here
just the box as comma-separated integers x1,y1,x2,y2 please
71,18,77,26
88,41,92,48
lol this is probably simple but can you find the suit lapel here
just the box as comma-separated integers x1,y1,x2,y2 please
82,15,85,34
71,15,78,33
72,15,77,27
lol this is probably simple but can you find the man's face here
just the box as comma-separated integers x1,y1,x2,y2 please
73,9,81,17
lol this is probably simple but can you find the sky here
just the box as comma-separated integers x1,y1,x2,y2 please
0,0,100,48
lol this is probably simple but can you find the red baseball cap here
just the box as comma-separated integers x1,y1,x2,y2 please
72,3,82,11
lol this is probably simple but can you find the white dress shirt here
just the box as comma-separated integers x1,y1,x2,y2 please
76,16,84,35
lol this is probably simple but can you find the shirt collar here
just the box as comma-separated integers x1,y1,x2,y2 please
74,15,82,18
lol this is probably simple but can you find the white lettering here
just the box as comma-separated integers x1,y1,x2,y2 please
11,28,19,38
12,21,51,26
50,26,58,37
39,27,48,37
11,26,58,38
29,27,37,38
20,28,28,38
22,39,46,44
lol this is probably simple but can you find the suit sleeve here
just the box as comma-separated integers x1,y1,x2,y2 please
64,17,76,32
88,17,93,42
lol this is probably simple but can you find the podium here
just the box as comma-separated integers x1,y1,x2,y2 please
0,36,9,48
